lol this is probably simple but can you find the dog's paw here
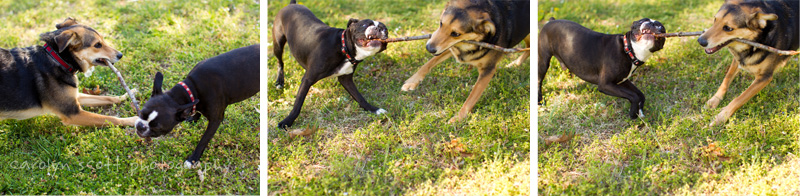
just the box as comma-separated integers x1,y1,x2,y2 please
637,109,645,118
401,82,419,91
704,96,722,109
184,160,195,168
506,58,525,67
277,120,293,129
375,108,387,115
709,109,732,127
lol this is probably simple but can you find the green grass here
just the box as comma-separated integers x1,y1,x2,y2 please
0,0,259,194
267,0,530,195
538,0,799,195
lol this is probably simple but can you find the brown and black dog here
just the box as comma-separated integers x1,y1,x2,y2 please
401,0,530,123
697,0,798,126
0,18,136,126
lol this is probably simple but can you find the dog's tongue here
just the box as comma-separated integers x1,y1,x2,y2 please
367,40,382,47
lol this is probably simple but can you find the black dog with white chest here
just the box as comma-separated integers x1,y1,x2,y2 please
273,0,388,128
538,18,666,119
135,44,259,167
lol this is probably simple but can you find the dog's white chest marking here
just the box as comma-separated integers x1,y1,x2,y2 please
630,39,654,61
328,61,354,78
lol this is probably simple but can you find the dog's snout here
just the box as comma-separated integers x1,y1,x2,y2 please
116,53,123,60
698,37,708,47
426,44,437,54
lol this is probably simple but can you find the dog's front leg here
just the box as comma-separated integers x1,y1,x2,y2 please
597,82,643,119
338,74,384,114
402,52,453,91
711,74,773,126
184,115,223,168
706,59,740,109
278,74,318,128
57,109,137,126
449,64,497,123
78,93,128,107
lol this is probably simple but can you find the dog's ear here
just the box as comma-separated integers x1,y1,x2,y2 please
749,10,778,29
475,13,496,35
176,99,199,120
56,17,78,29
152,72,164,97
53,30,77,53
347,18,359,28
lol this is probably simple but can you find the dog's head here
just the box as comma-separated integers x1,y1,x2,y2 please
628,18,667,53
426,0,496,62
698,0,777,54
345,18,388,59
135,72,198,138
39,18,123,75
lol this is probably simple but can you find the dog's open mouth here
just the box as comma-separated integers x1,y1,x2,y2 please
705,40,732,54
359,34,384,48
96,58,112,66
636,28,656,41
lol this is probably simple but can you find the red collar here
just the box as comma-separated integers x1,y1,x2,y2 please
622,35,645,66
341,31,362,65
43,43,75,73
177,81,197,114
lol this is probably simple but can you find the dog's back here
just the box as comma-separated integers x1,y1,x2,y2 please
188,44,260,103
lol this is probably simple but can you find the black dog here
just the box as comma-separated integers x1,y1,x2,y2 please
538,18,666,119
273,0,388,128
135,44,259,167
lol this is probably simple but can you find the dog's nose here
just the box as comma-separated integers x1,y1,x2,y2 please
426,44,437,54
697,38,708,47
117,53,124,60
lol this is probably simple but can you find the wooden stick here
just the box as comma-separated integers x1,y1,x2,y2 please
733,38,800,56
105,60,141,115
462,40,530,53
654,31,704,38
655,31,799,55
374,34,529,53
377,34,431,43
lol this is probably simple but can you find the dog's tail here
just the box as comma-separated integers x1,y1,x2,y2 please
290,0,296,4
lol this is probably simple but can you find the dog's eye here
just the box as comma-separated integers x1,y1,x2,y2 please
722,25,733,32
94,43,102,48
439,22,442,27
450,32,461,37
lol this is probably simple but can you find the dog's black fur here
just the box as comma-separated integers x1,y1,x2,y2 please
538,18,666,119
272,0,389,128
135,44,259,167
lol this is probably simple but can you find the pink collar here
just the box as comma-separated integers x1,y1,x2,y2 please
43,43,75,73
177,81,196,114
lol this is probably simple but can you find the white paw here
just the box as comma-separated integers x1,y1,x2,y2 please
276,84,283,89
375,108,387,115
638,109,644,118
401,82,418,91
184,160,193,168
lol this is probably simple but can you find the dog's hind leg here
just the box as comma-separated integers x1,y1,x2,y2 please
705,59,740,109
711,73,773,126
402,52,453,91
278,73,319,128
538,45,552,105
77,93,126,107
338,74,384,114
273,26,287,89
507,35,530,67
449,63,497,123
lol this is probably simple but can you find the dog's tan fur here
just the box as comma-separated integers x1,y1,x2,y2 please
700,0,798,126
402,0,529,123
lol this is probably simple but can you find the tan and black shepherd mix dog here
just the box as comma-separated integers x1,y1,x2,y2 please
697,0,798,126
402,0,530,123
0,18,137,126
